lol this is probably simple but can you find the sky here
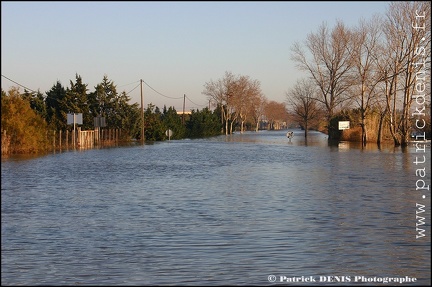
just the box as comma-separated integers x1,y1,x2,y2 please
1,1,391,112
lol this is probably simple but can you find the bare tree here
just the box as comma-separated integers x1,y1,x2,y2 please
231,76,263,133
291,21,354,140
382,1,431,146
350,15,383,146
370,76,389,146
264,101,288,130
286,79,322,138
203,72,265,134
232,76,250,133
202,71,236,135
250,94,267,132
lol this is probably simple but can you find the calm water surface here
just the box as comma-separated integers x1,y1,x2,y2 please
2,130,431,285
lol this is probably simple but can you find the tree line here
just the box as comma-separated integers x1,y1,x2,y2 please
1,74,227,155
202,71,289,135
1,74,287,154
287,1,431,146
2,71,292,155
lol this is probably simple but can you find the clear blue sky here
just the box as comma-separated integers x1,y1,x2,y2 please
1,1,390,111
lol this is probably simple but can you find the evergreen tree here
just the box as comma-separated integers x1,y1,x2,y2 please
45,81,68,131
67,74,91,129
186,107,222,138
144,103,165,141
89,75,118,129
22,89,47,120
116,91,142,140
161,106,186,140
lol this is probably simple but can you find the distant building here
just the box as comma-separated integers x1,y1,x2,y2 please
176,111,192,115
177,111,192,123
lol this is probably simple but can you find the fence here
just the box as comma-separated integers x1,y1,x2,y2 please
55,128,121,150
1,128,122,156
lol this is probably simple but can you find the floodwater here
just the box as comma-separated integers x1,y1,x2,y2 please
1,129,431,285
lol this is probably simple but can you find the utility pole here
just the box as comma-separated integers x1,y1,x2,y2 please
140,79,144,142
182,94,186,124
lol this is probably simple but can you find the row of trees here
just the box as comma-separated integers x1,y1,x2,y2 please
23,75,142,137
287,1,431,146
202,71,289,135
2,68,295,155
1,74,227,154
1,70,286,154
143,104,222,141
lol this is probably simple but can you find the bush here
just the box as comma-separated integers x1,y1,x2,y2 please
1,88,50,154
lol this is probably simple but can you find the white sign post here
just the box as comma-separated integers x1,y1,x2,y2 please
67,113,83,148
338,121,350,130
165,129,173,141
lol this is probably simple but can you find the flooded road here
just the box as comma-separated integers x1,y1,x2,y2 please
2,130,430,285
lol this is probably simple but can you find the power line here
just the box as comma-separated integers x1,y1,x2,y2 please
1,75,64,103
1,74,38,94
185,94,206,108
140,79,207,108
3,75,208,109
118,80,140,88
124,83,141,96
142,80,183,99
